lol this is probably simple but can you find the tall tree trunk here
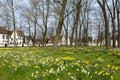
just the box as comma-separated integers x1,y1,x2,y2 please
33,6,37,46
33,20,37,46
70,27,75,46
83,24,86,46
6,12,10,44
104,10,109,50
86,9,89,46
42,0,49,47
28,17,31,46
75,0,82,47
53,0,67,51
106,0,116,48
42,27,47,46
65,15,69,46
65,31,68,46
97,0,110,50
11,0,16,47
79,23,82,46
97,21,101,46
100,31,103,46
112,19,116,48
70,0,82,46
63,23,68,46
116,0,120,47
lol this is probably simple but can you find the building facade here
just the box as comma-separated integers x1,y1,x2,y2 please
0,27,27,46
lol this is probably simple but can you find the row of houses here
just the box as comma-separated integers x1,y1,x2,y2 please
47,35,70,45
0,26,71,47
0,26,30,46
0,26,101,47
1,26,118,47
47,35,119,46
0,26,97,47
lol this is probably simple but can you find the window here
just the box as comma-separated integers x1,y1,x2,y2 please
6,35,8,39
2,35,5,39
11,38,13,41
21,37,23,40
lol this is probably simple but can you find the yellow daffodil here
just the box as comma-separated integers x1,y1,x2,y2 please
105,72,110,76
34,66,39,69
98,71,103,75
107,64,111,68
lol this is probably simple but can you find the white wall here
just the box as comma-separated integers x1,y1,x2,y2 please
0,34,8,45
110,40,118,46
0,34,2,44
61,36,70,45
10,31,24,44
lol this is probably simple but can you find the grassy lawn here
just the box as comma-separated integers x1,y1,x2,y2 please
0,47,120,80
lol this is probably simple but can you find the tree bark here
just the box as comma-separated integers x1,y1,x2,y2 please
41,0,50,47
11,0,16,47
53,0,67,51
106,0,116,48
33,5,37,46
97,0,110,50
79,22,82,46
28,17,31,46
116,0,120,47
63,23,68,46
75,0,82,47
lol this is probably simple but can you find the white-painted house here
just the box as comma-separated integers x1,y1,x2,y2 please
47,35,70,46
9,29,24,45
0,34,8,45
61,35,70,45
0,27,27,46
0,27,11,46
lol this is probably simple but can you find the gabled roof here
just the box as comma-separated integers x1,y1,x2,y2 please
16,29,24,37
48,35,68,43
0,26,12,35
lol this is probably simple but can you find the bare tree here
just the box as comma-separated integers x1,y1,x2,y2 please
106,0,116,48
0,0,21,46
97,20,104,46
70,0,82,46
22,0,39,46
38,0,50,47
78,16,83,46
74,0,82,47
82,0,93,46
53,0,67,51
0,2,11,44
70,12,76,46
116,0,120,47
63,9,69,46
97,0,110,49
32,0,38,46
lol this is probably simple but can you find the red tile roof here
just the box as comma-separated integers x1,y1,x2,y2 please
16,29,24,37
0,27,12,35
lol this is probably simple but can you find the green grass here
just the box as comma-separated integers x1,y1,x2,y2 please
0,47,120,80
